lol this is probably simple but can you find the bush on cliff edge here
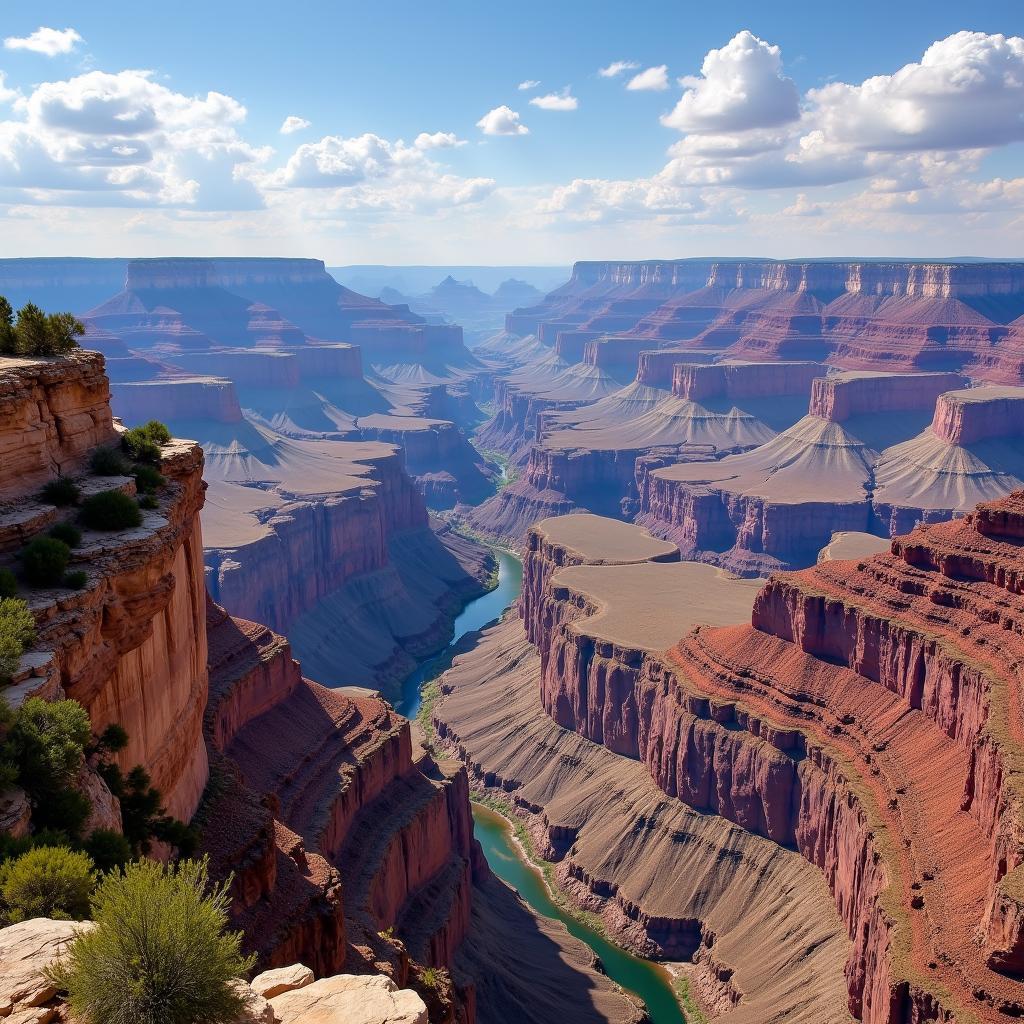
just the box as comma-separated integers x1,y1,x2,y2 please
48,857,255,1024
0,597,36,680
0,845,95,922
0,297,84,357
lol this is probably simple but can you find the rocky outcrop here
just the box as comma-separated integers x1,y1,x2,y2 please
0,920,428,1024
0,357,211,823
509,496,1024,1022
0,351,117,500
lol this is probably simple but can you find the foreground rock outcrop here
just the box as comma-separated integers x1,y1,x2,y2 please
0,918,429,1024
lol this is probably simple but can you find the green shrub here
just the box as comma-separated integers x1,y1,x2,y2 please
0,301,83,358
79,490,142,531
138,494,158,510
132,464,165,493
48,858,255,1024
21,537,71,587
0,569,17,600
63,571,88,591
39,477,81,507
0,597,36,678
49,522,82,548
82,830,132,873
90,446,129,476
122,422,170,465
95,723,129,755
5,698,92,839
0,846,95,922
8,697,91,786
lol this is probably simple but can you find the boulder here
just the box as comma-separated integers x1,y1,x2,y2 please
0,919,93,1018
251,963,314,999
269,975,427,1024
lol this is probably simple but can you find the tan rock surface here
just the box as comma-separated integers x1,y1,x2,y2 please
251,963,314,999
0,919,93,1017
268,975,427,1024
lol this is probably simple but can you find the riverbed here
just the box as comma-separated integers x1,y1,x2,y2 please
397,545,687,1024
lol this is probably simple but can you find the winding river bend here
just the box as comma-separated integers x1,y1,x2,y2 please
397,548,687,1024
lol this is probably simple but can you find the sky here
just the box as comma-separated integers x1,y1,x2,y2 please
0,0,1022,263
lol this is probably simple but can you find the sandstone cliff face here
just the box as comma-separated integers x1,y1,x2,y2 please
0,352,117,500
201,597,478,1010
518,497,1024,1022
0,368,211,822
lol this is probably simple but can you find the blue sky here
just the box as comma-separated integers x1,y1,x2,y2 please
0,0,1022,262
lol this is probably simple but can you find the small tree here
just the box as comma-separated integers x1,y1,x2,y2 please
0,846,95,922
49,858,256,1024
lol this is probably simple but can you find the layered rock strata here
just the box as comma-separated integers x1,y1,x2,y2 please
433,516,857,1023
0,357,210,821
491,498,1024,1021
465,360,820,549
506,259,1024,383
0,352,118,500
636,371,1002,574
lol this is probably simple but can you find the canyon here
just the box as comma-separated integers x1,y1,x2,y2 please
3,253,1024,1024
0,347,643,1024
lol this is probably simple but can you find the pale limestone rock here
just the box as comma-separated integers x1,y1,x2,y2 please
0,919,94,1017
229,980,276,1024
269,975,427,1024
251,964,314,999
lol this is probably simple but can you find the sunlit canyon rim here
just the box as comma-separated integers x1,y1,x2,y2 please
2,251,1024,1024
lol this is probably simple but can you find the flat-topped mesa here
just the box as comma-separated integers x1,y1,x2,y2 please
635,349,718,388
125,257,218,291
111,377,244,426
521,514,680,648
930,386,1024,444
291,343,364,381
566,258,1024,300
808,370,967,421
0,351,118,500
348,321,466,362
582,336,651,380
212,257,337,290
871,385,1024,534
156,349,301,389
673,360,823,402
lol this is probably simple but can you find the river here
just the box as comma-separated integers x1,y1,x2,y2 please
396,545,687,1024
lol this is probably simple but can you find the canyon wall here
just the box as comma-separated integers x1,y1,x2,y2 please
505,259,1024,383
509,499,1024,1022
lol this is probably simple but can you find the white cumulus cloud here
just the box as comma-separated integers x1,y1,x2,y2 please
599,60,640,78
413,131,465,149
280,115,311,134
627,66,669,92
661,30,799,133
807,31,1024,152
4,27,83,57
529,89,578,111
476,105,529,136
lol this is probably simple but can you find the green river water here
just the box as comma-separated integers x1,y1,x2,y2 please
397,547,687,1023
